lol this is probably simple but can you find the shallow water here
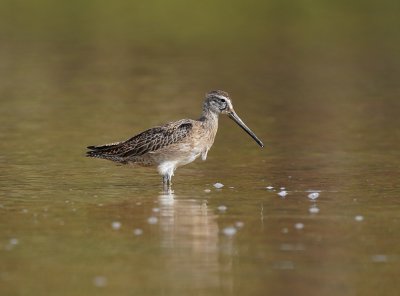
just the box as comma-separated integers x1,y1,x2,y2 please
1,1,400,295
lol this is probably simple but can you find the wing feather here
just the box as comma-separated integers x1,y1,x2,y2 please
86,120,193,159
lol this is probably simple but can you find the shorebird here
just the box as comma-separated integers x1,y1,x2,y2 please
86,90,264,188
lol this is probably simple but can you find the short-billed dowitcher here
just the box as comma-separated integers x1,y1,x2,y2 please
86,90,264,187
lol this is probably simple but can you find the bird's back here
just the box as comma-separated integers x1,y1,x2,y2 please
86,119,194,165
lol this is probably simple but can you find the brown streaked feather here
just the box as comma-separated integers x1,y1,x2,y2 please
86,119,193,160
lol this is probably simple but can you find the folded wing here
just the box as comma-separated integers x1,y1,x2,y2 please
86,120,193,160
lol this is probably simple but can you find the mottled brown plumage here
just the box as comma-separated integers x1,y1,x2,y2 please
86,90,263,187
87,120,193,162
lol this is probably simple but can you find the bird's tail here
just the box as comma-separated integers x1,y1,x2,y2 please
86,142,124,160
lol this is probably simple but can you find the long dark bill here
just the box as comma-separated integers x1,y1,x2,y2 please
228,111,264,147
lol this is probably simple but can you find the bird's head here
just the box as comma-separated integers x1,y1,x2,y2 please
204,90,233,114
204,90,264,148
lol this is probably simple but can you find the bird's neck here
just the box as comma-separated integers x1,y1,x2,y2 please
199,109,219,127
199,109,219,146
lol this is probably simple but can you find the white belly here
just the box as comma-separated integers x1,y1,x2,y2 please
157,150,201,177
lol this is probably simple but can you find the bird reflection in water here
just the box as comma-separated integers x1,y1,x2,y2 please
156,190,234,293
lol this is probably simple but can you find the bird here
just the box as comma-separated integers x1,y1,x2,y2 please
86,90,264,188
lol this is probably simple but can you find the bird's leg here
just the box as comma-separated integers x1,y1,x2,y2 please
162,175,172,185
162,174,172,191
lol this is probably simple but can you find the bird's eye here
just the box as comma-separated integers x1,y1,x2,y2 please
220,98,226,103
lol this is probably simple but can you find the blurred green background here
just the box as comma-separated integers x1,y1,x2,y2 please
1,0,399,48
1,0,399,101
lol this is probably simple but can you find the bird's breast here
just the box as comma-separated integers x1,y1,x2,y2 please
148,122,218,168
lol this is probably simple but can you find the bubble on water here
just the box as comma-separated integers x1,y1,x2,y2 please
213,182,224,189
222,227,237,236
309,206,320,214
294,223,304,230
133,228,143,236
97,203,103,207
21,209,28,214
111,221,121,230
282,228,289,234
235,221,244,228
371,254,388,263
204,189,211,193
278,191,288,197
280,187,286,190
308,192,320,200
354,215,364,222
266,186,274,190
152,208,160,213
93,276,107,287
217,205,227,212
147,216,158,224
9,238,19,245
